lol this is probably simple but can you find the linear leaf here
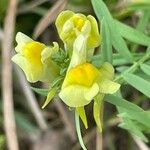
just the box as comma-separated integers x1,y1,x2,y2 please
140,63,150,76
42,87,57,109
118,117,148,142
118,108,150,129
100,18,112,63
105,95,149,141
123,73,150,98
92,53,144,66
104,95,143,112
31,87,48,96
91,0,133,62
115,20,150,46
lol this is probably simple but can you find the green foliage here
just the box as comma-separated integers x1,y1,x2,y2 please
123,73,150,98
31,87,48,96
51,48,70,76
92,0,150,142
0,135,5,150
140,63,150,76
105,95,150,142
100,18,112,63
0,0,8,21
91,0,133,63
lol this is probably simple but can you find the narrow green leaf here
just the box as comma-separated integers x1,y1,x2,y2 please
92,53,144,66
100,18,112,63
91,0,133,62
105,94,149,142
91,0,112,22
111,30,133,62
115,20,150,46
136,10,150,32
15,112,37,132
31,87,48,96
140,63,150,76
118,108,150,129
128,1,150,10
123,73,150,98
118,117,148,142
132,10,150,51
104,95,143,112
42,87,57,109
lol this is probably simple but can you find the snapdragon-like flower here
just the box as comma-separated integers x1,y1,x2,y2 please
59,62,119,107
12,32,59,83
55,10,101,56
59,35,120,130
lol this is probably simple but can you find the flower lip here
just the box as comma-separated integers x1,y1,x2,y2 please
22,41,46,66
71,15,86,31
62,63,100,88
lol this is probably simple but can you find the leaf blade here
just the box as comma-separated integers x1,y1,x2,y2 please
115,20,150,46
123,73,150,98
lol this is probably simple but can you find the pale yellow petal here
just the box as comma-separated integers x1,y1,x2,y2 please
59,83,99,107
87,15,101,49
99,62,114,80
99,79,120,94
55,10,74,36
84,83,99,101
67,35,87,71
12,54,43,83
41,42,59,63
15,32,33,52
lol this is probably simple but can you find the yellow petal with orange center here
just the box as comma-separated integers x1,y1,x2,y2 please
63,63,99,88
23,41,46,67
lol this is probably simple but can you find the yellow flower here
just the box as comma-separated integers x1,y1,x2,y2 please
59,62,120,130
55,10,101,55
12,32,59,83
59,62,120,107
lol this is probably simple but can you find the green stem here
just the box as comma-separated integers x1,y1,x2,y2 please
75,111,87,150
114,49,150,83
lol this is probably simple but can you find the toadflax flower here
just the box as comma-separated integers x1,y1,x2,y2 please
59,35,120,130
12,32,59,83
55,10,101,57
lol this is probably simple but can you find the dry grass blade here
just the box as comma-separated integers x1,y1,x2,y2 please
14,65,48,131
132,136,150,150
96,129,102,150
54,99,76,142
0,28,4,40
33,0,67,39
1,0,19,150
17,0,49,14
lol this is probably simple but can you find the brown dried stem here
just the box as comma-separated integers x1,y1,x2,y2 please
17,0,50,14
132,136,149,150
14,66,48,130
54,99,76,142
33,0,67,39
2,0,19,150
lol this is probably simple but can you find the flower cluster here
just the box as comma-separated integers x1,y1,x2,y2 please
12,10,120,131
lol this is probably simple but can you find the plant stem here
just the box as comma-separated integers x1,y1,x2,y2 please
75,111,87,150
